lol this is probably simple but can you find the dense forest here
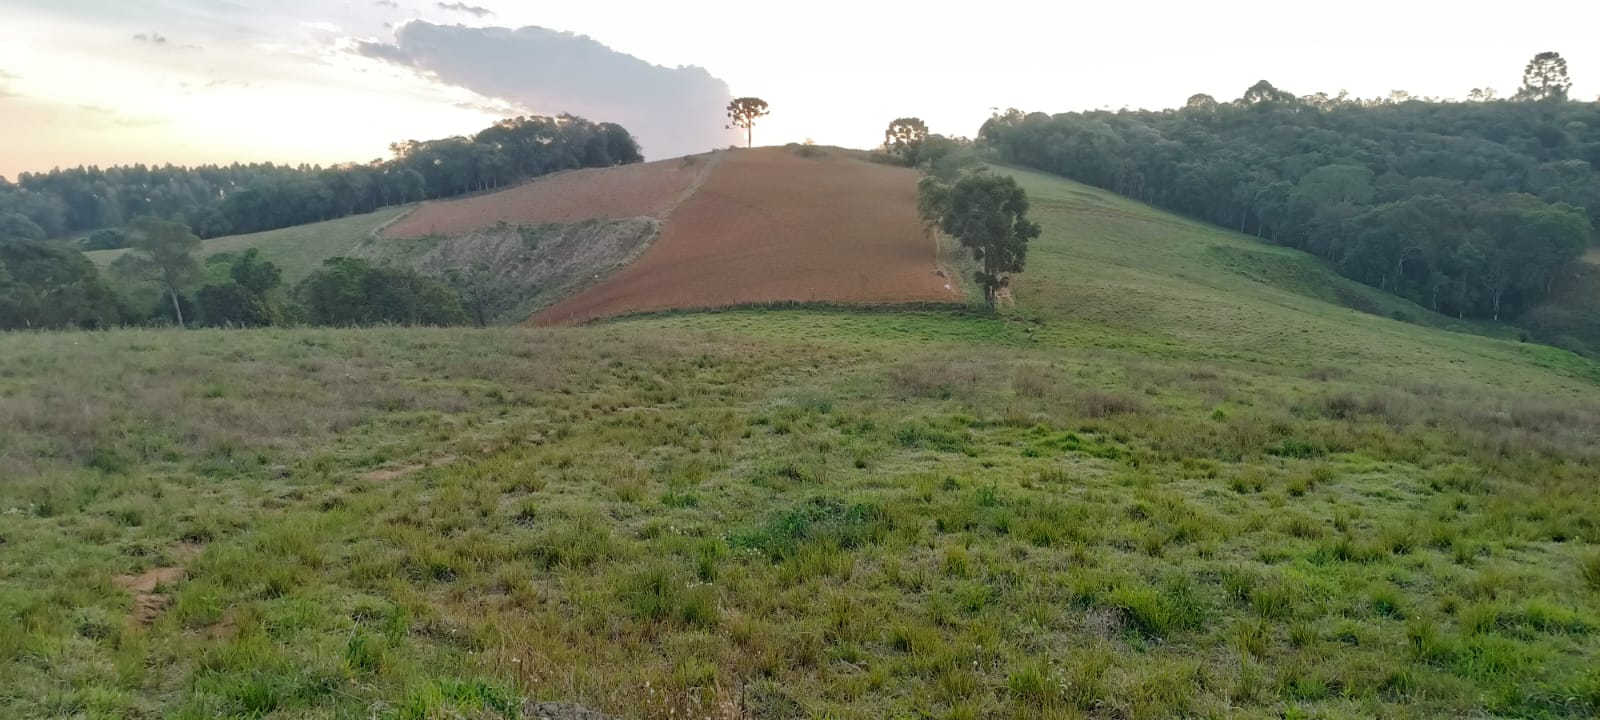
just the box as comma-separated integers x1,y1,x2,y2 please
980,54,1599,323
0,114,642,242
0,113,643,331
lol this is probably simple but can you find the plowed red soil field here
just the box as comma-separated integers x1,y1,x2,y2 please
383,155,710,238
531,148,957,325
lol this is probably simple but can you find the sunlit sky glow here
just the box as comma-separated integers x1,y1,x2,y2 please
1,0,1595,179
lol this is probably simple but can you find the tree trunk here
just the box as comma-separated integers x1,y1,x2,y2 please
746,125,752,149
169,287,185,328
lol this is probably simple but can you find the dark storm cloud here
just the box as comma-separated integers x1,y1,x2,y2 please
435,2,492,16
356,22,738,159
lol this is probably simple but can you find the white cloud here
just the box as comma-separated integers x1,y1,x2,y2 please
356,22,740,159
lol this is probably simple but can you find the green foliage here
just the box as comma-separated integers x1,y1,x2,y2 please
80,229,128,251
937,173,1042,308
617,564,718,627
980,88,1600,324
0,114,642,242
1582,551,1600,592
1516,51,1573,102
294,257,468,327
0,240,126,330
0,212,47,243
197,249,284,327
731,497,890,561
115,216,203,326
883,117,930,163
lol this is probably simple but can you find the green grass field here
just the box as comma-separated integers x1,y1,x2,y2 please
86,207,412,283
5,168,1599,719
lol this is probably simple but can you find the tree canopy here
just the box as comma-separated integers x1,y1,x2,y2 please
924,172,1042,309
0,240,125,330
884,118,930,162
295,257,468,327
1517,51,1572,102
196,249,284,327
0,114,644,241
727,98,770,148
980,72,1598,323
113,217,203,326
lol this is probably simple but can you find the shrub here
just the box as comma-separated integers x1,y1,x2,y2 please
617,564,718,628
1582,550,1600,592
730,497,891,561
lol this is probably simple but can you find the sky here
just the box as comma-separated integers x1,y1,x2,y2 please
0,0,1596,179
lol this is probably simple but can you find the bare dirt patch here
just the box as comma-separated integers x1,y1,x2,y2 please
384,154,715,238
114,567,184,624
360,455,457,482
532,147,959,325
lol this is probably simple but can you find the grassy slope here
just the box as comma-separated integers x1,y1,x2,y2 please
3,170,1599,720
1523,248,1600,358
629,167,1596,394
86,207,410,283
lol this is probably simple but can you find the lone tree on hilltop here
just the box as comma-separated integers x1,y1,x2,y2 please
1516,52,1572,102
726,97,770,148
884,117,929,163
929,172,1042,309
114,217,202,326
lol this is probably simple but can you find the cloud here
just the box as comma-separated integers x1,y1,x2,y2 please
375,0,400,7
178,78,260,95
435,2,492,17
452,98,523,115
74,104,162,128
131,32,201,50
355,22,739,159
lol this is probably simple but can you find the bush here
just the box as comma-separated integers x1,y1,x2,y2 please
82,229,129,250
295,257,468,326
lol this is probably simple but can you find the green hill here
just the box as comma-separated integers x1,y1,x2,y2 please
86,206,411,283
629,166,1596,392
4,165,1597,719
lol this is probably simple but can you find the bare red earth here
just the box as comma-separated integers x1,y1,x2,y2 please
532,148,956,325
383,155,708,238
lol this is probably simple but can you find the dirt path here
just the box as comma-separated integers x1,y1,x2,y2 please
114,567,185,624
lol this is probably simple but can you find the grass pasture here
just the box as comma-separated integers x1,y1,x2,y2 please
86,207,411,284
3,166,1599,719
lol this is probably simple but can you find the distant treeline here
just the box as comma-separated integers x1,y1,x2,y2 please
0,114,643,242
0,235,475,332
981,82,1600,321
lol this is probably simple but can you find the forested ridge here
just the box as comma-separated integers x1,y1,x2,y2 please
0,114,642,242
981,60,1598,327
0,113,642,331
